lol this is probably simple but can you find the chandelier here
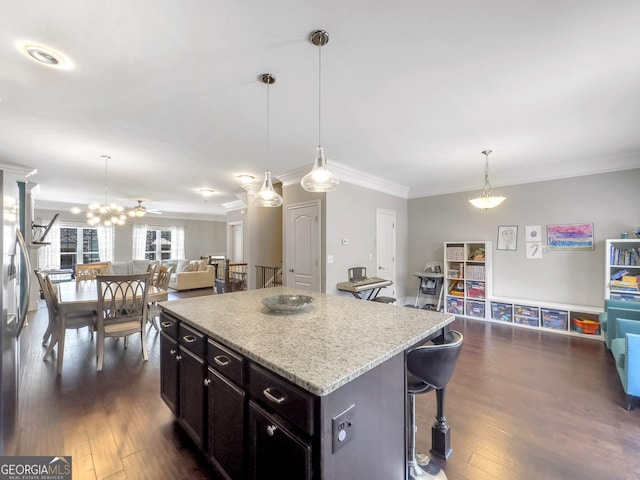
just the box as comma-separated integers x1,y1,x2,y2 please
71,155,127,226
469,150,506,209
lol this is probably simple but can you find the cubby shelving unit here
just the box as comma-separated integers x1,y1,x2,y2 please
444,241,492,320
444,240,603,340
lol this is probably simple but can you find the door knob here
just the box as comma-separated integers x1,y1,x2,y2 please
289,269,294,273
267,425,277,436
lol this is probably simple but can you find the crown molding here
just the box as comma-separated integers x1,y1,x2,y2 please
277,160,410,199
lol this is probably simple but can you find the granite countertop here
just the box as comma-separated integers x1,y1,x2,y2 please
159,287,454,396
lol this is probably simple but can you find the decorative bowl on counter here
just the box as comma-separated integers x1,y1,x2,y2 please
261,294,314,314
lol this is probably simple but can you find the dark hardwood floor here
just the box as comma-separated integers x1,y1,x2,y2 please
16,290,640,480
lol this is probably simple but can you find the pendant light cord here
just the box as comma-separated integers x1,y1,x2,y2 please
103,155,110,205
266,81,271,171
318,42,322,148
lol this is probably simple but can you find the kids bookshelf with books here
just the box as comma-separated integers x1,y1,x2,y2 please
605,238,640,302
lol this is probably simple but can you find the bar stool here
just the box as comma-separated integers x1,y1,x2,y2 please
406,330,463,480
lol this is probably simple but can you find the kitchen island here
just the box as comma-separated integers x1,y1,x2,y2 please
159,287,454,480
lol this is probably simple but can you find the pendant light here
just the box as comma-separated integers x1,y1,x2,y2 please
254,73,283,207
469,150,506,209
301,29,339,193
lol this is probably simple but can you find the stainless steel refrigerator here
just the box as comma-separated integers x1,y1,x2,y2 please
1,165,33,456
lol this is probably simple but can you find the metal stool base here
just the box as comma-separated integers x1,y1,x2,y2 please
408,458,448,480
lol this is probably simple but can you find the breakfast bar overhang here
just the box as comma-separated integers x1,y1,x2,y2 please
159,287,454,480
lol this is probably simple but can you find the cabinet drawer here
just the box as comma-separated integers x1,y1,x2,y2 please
160,313,179,340
207,339,244,386
249,364,314,435
179,323,206,358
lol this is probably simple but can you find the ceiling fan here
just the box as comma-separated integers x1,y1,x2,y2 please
128,200,163,218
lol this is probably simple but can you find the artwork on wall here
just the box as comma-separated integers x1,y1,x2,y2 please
547,223,594,251
497,225,518,251
525,225,542,242
525,225,543,259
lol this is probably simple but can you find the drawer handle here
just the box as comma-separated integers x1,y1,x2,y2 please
161,321,172,328
182,335,196,343
266,425,277,437
263,388,286,405
214,355,230,366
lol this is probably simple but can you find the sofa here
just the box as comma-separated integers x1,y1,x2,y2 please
161,259,215,291
610,317,640,409
107,259,156,275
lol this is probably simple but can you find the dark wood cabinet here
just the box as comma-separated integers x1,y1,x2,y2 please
178,322,207,450
179,347,206,449
160,311,407,480
207,368,245,480
160,331,179,415
248,401,312,480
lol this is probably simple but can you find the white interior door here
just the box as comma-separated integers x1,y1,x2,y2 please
228,221,243,263
376,209,396,298
285,202,320,292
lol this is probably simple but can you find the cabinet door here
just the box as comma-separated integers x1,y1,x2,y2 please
248,402,312,480
160,331,179,415
179,347,206,449
207,368,245,480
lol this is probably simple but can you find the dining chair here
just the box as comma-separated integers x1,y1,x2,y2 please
148,265,173,331
34,269,54,347
146,262,158,281
95,273,151,371
75,262,110,280
36,271,96,362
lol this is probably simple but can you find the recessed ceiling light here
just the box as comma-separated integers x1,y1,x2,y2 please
199,188,215,197
18,42,73,69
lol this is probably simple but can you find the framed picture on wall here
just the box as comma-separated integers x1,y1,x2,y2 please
546,223,594,250
497,225,518,251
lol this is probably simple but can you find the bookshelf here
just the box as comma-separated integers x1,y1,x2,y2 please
444,240,602,339
605,238,640,302
444,241,492,320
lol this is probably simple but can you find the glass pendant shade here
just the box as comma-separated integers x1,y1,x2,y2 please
300,147,339,192
469,150,505,209
469,194,506,209
254,170,283,207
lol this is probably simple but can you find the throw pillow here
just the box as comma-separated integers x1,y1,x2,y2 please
177,259,192,273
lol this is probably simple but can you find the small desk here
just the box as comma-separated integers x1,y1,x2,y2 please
336,277,393,300
56,280,168,374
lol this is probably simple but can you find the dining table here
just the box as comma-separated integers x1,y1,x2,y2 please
55,279,168,374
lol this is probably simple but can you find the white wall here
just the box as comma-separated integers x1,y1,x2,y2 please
325,182,408,300
407,168,640,308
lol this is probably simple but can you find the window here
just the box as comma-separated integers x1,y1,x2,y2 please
145,229,172,261
59,227,100,270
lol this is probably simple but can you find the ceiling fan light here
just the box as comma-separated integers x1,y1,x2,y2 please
70,206,82,215
301,147,339,192
254,171,283,207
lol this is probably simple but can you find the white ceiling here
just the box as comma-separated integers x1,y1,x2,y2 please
1,1,639,219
